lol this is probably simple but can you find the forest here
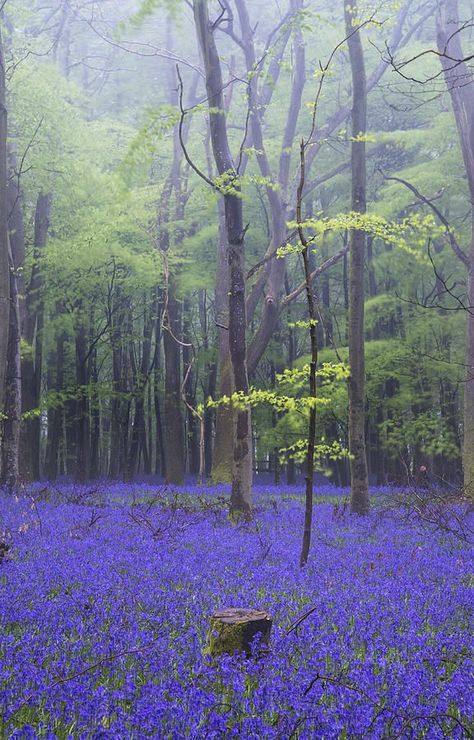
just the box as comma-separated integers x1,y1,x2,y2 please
0,0,473,737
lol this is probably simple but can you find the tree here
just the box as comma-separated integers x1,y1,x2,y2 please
346,0,369,514
296,138,319,566
193,0,252,514
0,24,9,416
436,0,474,497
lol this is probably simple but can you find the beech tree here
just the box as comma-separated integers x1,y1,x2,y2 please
436,0,474,497
0,27,9,414
346,0,369,514
193,0,253,514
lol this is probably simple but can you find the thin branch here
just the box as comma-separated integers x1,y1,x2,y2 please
246,230,298,279
303,159,350,199
380,169,469,267
281,245,349,308
282,606,318,637
396,240,474,315
305,14,379,148
8,117,44,220
176,65,216,190
79,13,204,77
386,21,474,84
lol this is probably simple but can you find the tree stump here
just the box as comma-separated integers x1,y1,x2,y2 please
207,607,272,658
0,541,9,563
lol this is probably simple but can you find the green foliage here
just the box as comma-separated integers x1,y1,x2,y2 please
278,437,350,466
380,412,460,460
207,362,350,470
4,0,471,485
284,212,440,260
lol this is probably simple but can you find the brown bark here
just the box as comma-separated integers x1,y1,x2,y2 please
194,0,252,513
156,52,197,484
285,278,296,485
346,0,369,515
237,0,305,376
198,289,216,479
296,142,318,568
211,201,233,482
207,608,272,658
7,149,25,323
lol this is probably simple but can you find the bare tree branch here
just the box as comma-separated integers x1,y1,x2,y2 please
380,169,469,267
281,244,349,309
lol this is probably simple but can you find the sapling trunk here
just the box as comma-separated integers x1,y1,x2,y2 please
296,141,318,568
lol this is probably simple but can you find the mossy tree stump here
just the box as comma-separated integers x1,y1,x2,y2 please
207,607,272,658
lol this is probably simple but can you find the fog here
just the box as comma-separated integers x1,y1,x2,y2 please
0,0,473,500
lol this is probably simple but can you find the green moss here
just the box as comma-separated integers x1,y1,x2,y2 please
210,461,233,484
206,619,248,658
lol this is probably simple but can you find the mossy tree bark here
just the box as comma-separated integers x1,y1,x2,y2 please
207,608,272,658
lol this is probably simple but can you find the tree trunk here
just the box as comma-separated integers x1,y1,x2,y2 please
109,298,129,478
0,30,9,414
75,323,90,481
1,247,20,488
3,149,25,488
346,0,369,515
194,0,252,513
211,201,233,482
183,300,200,477
7,148,25,325
296,142,318,568
207,608,272,658
89,345,100,480
44,329,65,480
199,289,216,479
153,289,165,477
127,305,153,480
285,276,296,485
437,0,474,497
239,0,305,377
20,192,51,480
163,280,184,484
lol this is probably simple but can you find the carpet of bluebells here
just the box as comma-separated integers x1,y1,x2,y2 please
0,482,473,738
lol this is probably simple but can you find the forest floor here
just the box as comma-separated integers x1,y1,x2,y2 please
0,483,472,738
